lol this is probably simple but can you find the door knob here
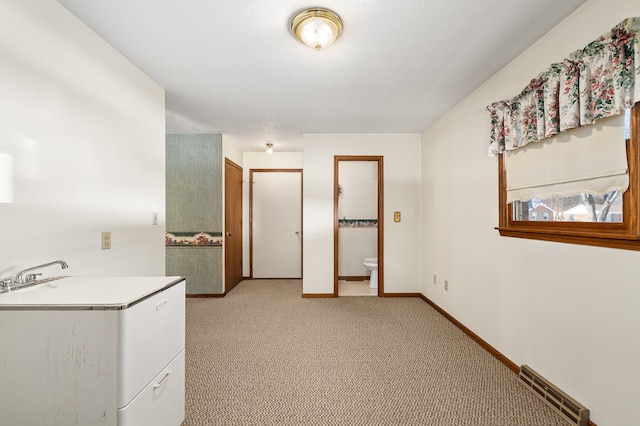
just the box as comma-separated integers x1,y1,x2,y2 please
226,232,232,237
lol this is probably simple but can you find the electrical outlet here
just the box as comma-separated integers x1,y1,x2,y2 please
102,231,111,250
433,274,437,284
444,280,449,291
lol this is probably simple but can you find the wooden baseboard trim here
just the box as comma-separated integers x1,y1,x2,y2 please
381,292,421,297
187,293,226,298
301,292,421,298
419,294,519,374
302,293,336,298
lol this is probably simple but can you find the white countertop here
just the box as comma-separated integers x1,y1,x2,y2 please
0,276,185,310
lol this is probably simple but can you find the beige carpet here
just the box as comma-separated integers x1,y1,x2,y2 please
183,280,566,425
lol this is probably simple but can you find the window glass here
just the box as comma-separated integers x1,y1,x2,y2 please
512,191,623,223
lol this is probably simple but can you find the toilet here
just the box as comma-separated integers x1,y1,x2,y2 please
362,257,378,289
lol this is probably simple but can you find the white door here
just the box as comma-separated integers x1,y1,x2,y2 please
252,171,302,278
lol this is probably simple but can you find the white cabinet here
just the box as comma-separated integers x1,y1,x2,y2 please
0,276,186,426
117,279,185,424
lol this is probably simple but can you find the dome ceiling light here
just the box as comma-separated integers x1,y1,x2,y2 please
290,7,343,50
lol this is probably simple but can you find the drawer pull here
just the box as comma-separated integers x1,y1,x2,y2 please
156,300,168,311
153,370,172,389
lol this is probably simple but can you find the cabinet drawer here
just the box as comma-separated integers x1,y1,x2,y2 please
118,281,185,407
118,350,185,426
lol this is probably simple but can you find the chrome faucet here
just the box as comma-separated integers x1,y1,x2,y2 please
0,260,69,293
14,260,69,284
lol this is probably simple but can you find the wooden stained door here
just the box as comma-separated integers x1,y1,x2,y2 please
224,158,243,293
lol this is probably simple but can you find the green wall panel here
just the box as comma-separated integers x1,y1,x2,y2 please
166,134,222,231
166,247,222,294
166,134,223,294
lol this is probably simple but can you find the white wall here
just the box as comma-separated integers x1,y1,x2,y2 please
421,1,640,424
241,152,304,277
338,228,377,276
303,134,421,294
0,0,165,278
222,136,243,168
338,161,378,220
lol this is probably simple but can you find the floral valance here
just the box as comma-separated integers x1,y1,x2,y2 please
487,17,640,156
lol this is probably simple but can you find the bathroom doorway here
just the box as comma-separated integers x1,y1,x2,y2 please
334,156,383,296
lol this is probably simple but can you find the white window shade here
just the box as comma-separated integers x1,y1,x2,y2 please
505,113,628,203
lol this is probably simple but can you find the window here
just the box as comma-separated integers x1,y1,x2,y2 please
489,17,640,249
497,103,640,251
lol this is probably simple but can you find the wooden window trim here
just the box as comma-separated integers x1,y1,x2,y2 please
497,104,640,251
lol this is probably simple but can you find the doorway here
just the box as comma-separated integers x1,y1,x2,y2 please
224,158,243,293
250,169,303,279
334,156,384,296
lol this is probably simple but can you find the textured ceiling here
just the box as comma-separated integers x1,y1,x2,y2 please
57,0,588,152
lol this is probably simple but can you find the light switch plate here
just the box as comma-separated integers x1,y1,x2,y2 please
102,231,111,250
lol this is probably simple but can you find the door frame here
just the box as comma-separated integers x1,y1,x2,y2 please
249,168,303,279
333,156,384,296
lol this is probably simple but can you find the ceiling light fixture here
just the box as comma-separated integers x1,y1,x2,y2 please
266,143,274,154
290,7,343,50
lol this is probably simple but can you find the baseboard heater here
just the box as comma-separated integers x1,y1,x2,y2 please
518,365,589,426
